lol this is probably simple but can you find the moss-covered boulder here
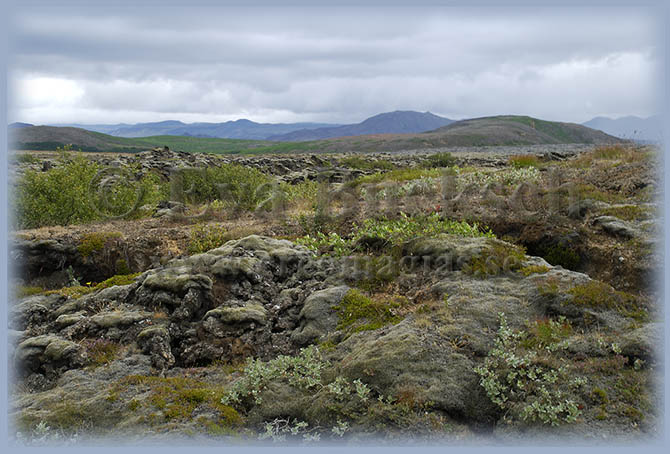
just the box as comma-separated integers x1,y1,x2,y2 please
291,285,349,346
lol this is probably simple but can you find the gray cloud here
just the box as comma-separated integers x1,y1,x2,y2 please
8,6,661,125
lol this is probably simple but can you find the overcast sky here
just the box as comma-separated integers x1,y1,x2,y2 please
7,5,662,125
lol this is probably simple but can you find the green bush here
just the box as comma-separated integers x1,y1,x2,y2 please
13,156,166,229
352,212,494,248
421,152,456,169
188,223,228,254
474,313,581,426
179,164,272,211
508,154,540,169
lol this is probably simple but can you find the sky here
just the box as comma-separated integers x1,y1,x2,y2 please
7,4,662,125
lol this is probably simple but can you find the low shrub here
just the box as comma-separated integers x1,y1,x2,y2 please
508,154,540,169
179,164,272,211
475,313,581,426
421,152,456,169
188,223,228,254
14,156,166,229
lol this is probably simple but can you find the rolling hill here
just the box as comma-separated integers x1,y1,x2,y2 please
53,119,338,140
268,111,454,141
11,115,623,155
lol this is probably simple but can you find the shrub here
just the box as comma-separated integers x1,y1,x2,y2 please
421,152,456,169
221,346,328,405
474,313,581,426
351,212,494,248
508,154,540,169
351,168,442,186
179,164,272,211
13,156,166,229
188,223,228,254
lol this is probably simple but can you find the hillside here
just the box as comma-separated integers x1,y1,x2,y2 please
9,126,276,154
268,111,454,141
583,115,662,142
55,119,338,140
11,115,623,155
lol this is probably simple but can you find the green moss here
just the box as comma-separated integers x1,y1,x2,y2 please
94,272,141,291
15,285,45,298
567,281,637,312
44,272,140,300
350,167,442,187
464,241,526,277
78,232,123,257
334,289,410,333
519,265,550,276
111,375,241,427
600,205,653,221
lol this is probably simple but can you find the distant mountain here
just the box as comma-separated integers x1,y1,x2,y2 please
582,115,662,142
55,119,338,140
268,111,454,141
12,115,622,155
9,122,34,129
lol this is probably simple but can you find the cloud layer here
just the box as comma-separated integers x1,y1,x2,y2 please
8,6,661,125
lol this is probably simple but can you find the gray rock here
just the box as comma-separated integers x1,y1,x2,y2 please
593,216,640,239
291,285,349,346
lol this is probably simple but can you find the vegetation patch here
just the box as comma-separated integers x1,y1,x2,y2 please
188,223,228,254
420,152,456,169
112,375,242,427
350,168,442,187
45,272,141,299
78,231,123,257
333,289,410,333
508,154,540,169
464,241,526,276
81,338,121,367
567,281,640,315
13,153,167,229
475,313,581,426
179,164,272,211
15,285,45,298
600,205,653,222
518,264,550,276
